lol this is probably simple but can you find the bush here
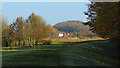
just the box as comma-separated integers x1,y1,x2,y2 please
43,40,51,45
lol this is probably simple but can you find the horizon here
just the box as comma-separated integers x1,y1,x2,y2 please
2,2,90,25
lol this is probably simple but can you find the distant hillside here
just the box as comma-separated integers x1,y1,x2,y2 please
53,20,96,37
53,20,89,33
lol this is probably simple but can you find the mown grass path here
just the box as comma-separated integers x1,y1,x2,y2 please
2,40,120,66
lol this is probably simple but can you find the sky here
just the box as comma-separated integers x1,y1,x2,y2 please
2,2,90,25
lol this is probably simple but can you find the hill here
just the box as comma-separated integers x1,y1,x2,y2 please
53,20,95,37
54,20,89,32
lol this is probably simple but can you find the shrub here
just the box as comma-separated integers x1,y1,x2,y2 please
43,40,51,45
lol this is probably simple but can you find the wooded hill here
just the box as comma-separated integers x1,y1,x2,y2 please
54,20,95,37
54,21,84,32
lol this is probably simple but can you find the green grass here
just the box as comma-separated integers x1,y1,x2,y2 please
2,40,120,66
50,40,62,44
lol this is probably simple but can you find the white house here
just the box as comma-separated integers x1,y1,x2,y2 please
58,33,64,37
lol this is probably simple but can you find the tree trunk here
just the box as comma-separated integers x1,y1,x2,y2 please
18,40,20,47
35,40,38,46
5,42,8,47
23,40,25,47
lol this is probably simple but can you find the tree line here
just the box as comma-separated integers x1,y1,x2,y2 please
2,13,58,47
85,2,120,43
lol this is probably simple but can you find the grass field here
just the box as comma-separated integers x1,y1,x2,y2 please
1,39,120,66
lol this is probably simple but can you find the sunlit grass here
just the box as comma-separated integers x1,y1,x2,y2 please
2,38,119,66
31,49,58,51
52,37,105,44
0,49,19,52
